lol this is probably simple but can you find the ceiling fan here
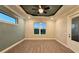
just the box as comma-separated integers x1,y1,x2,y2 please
32,5,50,14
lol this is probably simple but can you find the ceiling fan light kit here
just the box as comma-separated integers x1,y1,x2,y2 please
39,8,43,14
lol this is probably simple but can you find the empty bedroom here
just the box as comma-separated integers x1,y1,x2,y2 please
0,5,79,53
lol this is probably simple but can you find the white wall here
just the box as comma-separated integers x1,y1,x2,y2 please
56,17,67,44
55,6,79,52
25,18,56,40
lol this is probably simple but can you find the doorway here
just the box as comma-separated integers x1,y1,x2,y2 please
67,13,79,52
72,17,79,42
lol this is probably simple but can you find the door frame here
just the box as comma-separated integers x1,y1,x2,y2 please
67,11,79,52
67,11,79,42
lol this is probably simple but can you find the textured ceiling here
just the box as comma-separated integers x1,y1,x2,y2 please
21,5,62,16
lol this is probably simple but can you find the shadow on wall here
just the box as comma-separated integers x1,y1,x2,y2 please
0,18,25,51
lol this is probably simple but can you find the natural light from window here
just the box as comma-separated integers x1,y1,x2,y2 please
0,13,16,24
34,22,46,34
34,22,46,29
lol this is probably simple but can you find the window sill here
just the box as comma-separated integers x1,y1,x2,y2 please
34,34,46,36
0,20,18,26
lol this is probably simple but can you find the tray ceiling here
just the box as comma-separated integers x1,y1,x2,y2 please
21,5,62,16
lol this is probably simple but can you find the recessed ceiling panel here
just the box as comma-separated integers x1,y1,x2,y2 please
21,5,62,16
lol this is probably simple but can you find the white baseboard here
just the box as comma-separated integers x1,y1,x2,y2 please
1,38,25,53
56,39,75,52
25,38,56,40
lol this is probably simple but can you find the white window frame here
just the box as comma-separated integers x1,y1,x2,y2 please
0,12,18,25
34,22,46,35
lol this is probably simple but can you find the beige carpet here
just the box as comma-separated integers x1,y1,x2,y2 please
6,40,74,53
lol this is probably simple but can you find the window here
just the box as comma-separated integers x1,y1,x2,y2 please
0,12,17,24
34,22,46,35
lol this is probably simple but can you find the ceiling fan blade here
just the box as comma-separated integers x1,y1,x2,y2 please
41,5,50,10
44,7,50,10
36,11,39,14
44,11,47,14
